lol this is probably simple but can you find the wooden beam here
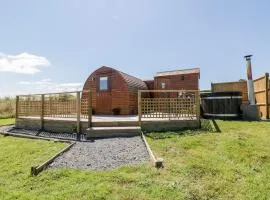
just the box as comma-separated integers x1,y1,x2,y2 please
15,96,19,119
17,90,81,97
140,90,198,93
138,90,142,126
88,90,92,128
76,92,81,134
31,142,75,176
254,89,267,94
266,73,269,119
41,94,45,130
196,91,200,120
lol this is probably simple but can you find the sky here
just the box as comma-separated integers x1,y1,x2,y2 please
0,0,270,97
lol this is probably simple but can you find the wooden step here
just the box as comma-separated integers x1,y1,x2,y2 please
86,126,141,139
91,121,139,127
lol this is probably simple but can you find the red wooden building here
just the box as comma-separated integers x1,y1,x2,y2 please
82,66,148,115
82,66,200,115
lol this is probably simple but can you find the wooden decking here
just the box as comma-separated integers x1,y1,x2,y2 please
16,115,200,134
19,115,196,122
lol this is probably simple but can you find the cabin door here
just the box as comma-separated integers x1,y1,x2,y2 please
96,92,112,114
96,75,112,114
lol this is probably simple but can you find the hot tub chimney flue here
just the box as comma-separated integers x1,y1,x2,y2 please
244,55,255,105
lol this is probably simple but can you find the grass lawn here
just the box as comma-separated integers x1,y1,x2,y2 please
0,119,270,199
0,118,15,126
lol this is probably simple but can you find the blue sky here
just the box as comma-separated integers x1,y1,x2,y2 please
0,0,270,96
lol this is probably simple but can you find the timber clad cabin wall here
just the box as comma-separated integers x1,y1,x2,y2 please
211,73,270,119
211,81,248,104
154,73,199,90
143,80,154,90
253,74,269,119
81,66,147,115
268,78,270,118
82,67,130,115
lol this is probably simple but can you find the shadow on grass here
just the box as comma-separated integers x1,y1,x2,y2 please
212,120,221,132
145,129,214,140
144,119,224,140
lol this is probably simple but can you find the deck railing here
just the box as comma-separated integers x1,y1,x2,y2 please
16,90,92,132
138,90,200,123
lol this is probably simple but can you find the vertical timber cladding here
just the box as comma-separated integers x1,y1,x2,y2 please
211,81,249,104
254,73,269,119
81,66,148,115
267,73,270,119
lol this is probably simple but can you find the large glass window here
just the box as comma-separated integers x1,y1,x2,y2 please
161,82,166,89
100,77,108,90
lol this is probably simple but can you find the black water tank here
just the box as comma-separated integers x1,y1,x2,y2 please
200,92,242,119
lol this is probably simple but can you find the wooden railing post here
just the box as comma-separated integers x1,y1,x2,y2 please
41,94,45,130
88,90,92,128
196,91,200,120
168,98,171,120
15,96,19,119
76,92,81,134
266,73,269,119
138,90,141,126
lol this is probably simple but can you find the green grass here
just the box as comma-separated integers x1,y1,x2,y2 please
0,118,15,126
1,119,270,199
147,121,270,199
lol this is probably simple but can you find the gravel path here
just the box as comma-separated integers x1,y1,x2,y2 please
0,125,14,133
50,136,149,170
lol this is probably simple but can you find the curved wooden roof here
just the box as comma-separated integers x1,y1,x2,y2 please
83,66,148,92
118,70,148,92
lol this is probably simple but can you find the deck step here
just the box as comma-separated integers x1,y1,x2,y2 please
92,121,139,127
86,126,141,139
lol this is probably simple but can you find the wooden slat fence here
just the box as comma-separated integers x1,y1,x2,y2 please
211,73,269,119
211,81,248,104
254,73,269,119
138,90,200,122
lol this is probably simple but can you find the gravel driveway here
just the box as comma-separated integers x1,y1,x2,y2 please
50,136,149,170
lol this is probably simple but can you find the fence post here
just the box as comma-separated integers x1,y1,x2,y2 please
76,92,81,134
15,96,19,119
41,94,45,130
88,90,92,128
196,91,200,121
266,73,269,119
169,98,171,120
138,90,141,126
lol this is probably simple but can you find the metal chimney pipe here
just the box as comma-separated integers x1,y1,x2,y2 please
244,55,255,105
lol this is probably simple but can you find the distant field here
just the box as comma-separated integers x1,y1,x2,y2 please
0,97,15,119
0,119,270,199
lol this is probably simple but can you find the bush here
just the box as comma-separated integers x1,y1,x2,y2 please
0,97,15,118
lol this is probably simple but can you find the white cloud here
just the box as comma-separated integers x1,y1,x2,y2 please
0,52,50,74
17,79,83,94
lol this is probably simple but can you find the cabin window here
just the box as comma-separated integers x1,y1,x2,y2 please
99,76,108,90
161,82,166,89
181,75,185,80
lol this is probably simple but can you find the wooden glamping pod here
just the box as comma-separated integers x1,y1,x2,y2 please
81,66,148,115
201,92,242,119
